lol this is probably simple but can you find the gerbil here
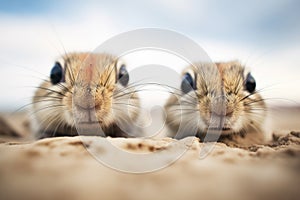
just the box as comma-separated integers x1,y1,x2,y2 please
165,61,267,143
32,53,140,139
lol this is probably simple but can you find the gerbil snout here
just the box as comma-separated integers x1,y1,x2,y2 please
73,83,110,126
206,95,241,133
73,86,102,111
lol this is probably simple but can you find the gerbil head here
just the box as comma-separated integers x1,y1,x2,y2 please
32,53,139,137
166,61,266,137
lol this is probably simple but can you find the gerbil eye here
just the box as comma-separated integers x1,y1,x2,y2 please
181,73,195,94
50,62,64,85
245,73,256,93
118,64,129,86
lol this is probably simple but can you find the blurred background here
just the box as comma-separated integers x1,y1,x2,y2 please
0,0,300,113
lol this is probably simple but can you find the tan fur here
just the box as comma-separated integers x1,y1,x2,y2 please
165,61,266,143
32,53,140,138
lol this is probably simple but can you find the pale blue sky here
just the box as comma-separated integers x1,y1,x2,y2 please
0,0,300,110
1,0,299,44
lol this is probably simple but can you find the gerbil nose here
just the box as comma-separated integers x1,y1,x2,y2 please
211,107,233,117
73,93,101,111
211,96,233,117
211,96,226,116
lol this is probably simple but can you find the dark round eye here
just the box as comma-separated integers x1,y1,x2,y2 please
245,73,256,93
181,73,195,94
50,62,64,85
118,64,129,86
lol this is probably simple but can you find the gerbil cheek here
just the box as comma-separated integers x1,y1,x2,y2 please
95,88,113,111
63,93,73,112
65,66,79,84
60,93,74,126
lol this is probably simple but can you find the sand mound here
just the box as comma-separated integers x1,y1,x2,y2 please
0,131,299,200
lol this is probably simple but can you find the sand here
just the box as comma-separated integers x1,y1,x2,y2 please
0,109,299,200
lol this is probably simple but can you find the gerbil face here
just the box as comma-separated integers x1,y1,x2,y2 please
33,53,139,137
165,61,266,137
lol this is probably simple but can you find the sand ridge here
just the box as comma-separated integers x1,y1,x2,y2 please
0,131,299,200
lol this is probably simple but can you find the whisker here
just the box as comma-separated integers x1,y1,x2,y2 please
29,104,66,116
239,84,279,103
112,102,140,107
167,111,198,126
113,90,145,99
56,83,72,94
52,117,67,137
243,98,266,106
13,99,64,113
103,63,117,87
34,95,64,100
113,82,161,96
168,108,199,112
145,82,198,100
244,97,300,106
34,86,67,97
111,107,126,113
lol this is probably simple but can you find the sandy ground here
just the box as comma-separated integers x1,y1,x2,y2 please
0,107,299,200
